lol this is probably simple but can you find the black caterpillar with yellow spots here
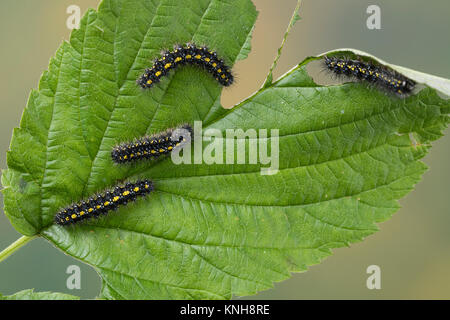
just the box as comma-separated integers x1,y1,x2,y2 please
137,43,233,88
54,180,153,226
111,124,192,164
324,56,415,97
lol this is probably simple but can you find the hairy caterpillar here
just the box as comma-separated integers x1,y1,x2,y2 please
137,43,233,88
324,55,416,96
111,124,192,164
54,180,153,226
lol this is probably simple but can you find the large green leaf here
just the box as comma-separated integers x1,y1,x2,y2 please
2,0,449,300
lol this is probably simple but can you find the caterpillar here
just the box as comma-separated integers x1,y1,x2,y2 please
54,180,153,226
323,55,416,96
137,43,233,88
111,124,193,164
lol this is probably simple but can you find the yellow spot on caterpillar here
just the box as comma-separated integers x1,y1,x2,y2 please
151,150,156,154
123,191,130,196
146,79,152,85
155,71,162,77
204,58,210,62
145,184,150,189
88,208,94,213
212,63,217,67
96,205,101,209
217,69,222,73
159,149,165,153
66,217,70,221
113,196,120,202
79,211,85,216
164,63,171,69
195,54,201,59
123,155,128,160
175,57,182,62
104,201,110,206
134,187,140,192
71,214,77,219
221,74,226,79
130,154,134,158
186,54,192,59
168,146,173,150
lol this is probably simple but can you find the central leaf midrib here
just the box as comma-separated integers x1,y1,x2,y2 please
69,223,327,250
154,171,415,211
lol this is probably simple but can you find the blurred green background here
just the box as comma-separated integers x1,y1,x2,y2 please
0,0,449,299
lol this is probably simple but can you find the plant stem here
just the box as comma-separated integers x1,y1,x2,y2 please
262,0,302,88
0,235,38,264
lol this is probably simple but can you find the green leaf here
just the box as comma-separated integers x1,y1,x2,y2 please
292,13,301,25
2,0,449,300
0,289,79,300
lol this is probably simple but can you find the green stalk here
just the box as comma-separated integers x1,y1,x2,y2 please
0,235,38,264
262,0,302,88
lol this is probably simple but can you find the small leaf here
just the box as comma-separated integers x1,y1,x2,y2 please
0,289,79,300
292,13,301,25
263,0,302,88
